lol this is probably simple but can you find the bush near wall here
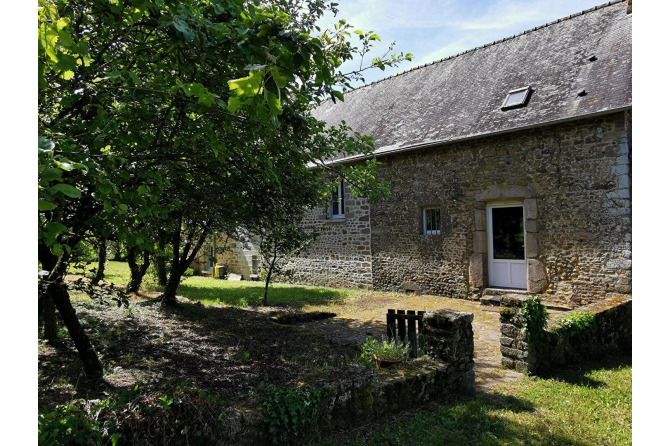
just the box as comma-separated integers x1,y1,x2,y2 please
500,295,631,374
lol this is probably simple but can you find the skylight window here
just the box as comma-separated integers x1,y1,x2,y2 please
501,86,531,110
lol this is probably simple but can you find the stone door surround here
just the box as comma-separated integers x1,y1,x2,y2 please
469,185,548,294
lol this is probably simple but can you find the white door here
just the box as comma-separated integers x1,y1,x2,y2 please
488,204,526,289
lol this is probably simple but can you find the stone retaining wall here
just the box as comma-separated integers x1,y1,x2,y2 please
223,310,475,444
499,295,632,374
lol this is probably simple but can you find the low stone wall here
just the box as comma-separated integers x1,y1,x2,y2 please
499,295,632,374
222,310,475,444
320,310,475,429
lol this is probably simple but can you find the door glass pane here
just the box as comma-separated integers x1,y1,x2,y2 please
491,207,525,260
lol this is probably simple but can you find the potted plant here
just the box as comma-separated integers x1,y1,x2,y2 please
361,337,410,370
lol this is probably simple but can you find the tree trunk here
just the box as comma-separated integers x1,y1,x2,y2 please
161,222,186,306
47,281,104,378
155,236,168,286
161,219,211,305
156,257,168,286
92,238,106,285
42,292,58,340
263,257,276,306
162,261,184,306
38,241,59,340
127,246,151,293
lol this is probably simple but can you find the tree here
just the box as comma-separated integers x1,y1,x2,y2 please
38,0,410,377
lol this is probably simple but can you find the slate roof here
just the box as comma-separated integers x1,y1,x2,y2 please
314,0,632,163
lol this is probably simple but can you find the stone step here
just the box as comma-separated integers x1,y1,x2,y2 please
480,293,529,307
480,290,573,312
483,288,529,297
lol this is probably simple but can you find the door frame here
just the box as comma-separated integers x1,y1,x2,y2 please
487,202,527,289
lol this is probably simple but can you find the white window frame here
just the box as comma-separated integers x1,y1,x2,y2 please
423,207,441,235
328,180,346,219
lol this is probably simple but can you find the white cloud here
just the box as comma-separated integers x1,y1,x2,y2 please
315,0,608,86
449,0,601,31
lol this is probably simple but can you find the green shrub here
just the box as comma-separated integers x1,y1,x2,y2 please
553,311,596,346
38,383,228,446
259,383,325,444
519,296,548,344
360,336,410,370
71,239,98,266
38,399,110,446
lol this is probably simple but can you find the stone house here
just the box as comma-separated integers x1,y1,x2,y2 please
277,0,632,307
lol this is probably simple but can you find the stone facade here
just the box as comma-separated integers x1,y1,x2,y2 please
370,111,631,306
291,112,631,306
280,183,373,289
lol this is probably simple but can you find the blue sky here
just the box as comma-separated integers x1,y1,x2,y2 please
316,0,614,87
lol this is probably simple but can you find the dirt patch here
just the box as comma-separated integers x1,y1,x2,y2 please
38,294,353,409
39,289,521,411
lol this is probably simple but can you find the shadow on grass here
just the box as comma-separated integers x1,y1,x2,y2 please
172,276,351,308
333,389,588,446
536,354,632,388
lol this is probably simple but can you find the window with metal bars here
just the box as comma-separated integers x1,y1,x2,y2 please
423,207,441,235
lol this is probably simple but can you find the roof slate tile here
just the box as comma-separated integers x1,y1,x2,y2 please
314,0,632,162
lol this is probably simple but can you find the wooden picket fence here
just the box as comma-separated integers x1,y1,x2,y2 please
386,309,425,358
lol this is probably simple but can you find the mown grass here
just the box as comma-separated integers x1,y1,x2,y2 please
173,276,353,307
71,261,356,307
342,355,632,446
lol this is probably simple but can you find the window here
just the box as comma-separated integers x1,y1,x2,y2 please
328,180,345,219
501,86,531,110
423,207,441,235
206,245,215,270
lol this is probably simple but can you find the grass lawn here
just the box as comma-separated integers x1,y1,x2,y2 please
71,261,356,307
342,355,632,445
55,261,631,445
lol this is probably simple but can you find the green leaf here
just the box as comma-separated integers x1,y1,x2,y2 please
104,70,123,80
270,67,287,88
56,53,78,72
182,83,206,97
38,62,47,89
266,91,282,116
128,71,141,86
227,96,247,114
56,17,70,31
38,137,55,153
198,93,216,107
55,160,73,171
51,183,81,198
331,90,344,102
228,70,263,98
38,199,57,211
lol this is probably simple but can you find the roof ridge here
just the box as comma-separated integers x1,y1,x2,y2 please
339,0,627,95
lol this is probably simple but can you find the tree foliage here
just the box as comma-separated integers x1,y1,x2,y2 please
38,0,411,375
